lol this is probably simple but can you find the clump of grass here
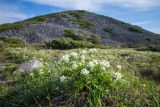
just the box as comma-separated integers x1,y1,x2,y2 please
0,37,25,48
128,26,143,33
103,27,113,33
0,23,23,33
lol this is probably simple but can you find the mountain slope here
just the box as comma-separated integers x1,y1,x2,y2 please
0,10,160,45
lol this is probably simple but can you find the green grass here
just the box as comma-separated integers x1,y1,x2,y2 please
0,23,23,33
128,26,143,33
0,47,160,107
103,27,113,33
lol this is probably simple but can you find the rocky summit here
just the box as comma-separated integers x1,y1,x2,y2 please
0,10,159,45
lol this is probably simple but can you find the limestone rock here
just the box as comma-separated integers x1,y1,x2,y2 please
13,59,43,75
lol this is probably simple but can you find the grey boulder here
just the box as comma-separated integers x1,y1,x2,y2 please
13,59,43,75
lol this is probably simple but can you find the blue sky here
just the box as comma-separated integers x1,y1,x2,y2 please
0,0,159,34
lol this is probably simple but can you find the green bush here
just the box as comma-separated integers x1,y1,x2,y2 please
0,23,23,33
66,10,85,19
137,45,160,52
63,29,86,41
88,35,101,44
50,37,94,49
76,19,93,28
103,27,113,33
0,37,25,48
128,26,143,33
63,29,77,40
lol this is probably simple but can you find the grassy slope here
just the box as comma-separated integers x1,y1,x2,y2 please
0,47,160,107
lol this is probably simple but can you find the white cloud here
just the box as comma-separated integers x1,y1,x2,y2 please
132,20,155,25
0,3,29,24
26,0,160,12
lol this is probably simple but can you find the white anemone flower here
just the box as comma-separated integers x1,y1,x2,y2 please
81,68,89,75
89,48,97,53
88,61,95,68
92,59,99,65
61,55,70,62
117,65,122,70
70,52,79,57
80,55,86,60
72,62,78,69
114,72,122,80
99,60,110,68
60,75,67,82
29,73,34,77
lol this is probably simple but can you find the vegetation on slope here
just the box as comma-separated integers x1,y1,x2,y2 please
0,46,160,106
0,24,23,33
128,26,143,33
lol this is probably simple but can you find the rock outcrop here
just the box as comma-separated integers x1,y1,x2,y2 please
13,59,43,75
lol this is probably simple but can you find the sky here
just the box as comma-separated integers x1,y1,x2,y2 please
0,0,160,34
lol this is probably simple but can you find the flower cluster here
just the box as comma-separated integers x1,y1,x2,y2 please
59,49,123,82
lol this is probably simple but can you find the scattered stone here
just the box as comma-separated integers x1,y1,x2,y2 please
13,59,43,75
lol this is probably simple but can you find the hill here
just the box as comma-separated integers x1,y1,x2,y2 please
0,10,160,45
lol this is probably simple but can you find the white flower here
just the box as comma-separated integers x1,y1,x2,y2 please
92,59,99,65
89,48,97,53
70,52,79,57
117,65,122,70
80,55,86,60
72,62,78,69
88,61,95,68
48,70,51,73
29,73,34,77
99,60,110,68
81,68,89,75
61,55,70,62
114,72,122,79
60,75,67,82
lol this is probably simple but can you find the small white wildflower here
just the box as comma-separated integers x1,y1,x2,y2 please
117,65,122,70
99,60,110,68
72,62,78,69
92,59,99,65
114,72,122,80
88,61,95,68
48,70,51,73
80,55,86,60
29,73,34,77
89,48,97,53
60,75,67,82
70,52,79,57
81,68,89,75
61,55,70,62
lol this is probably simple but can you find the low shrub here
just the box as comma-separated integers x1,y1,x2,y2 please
50,37,94,49
137,45,160,52
103,27,113,33
0,37,25,48
76,19,93,28
88,35,101,44
128,26,143,33
0,23,23,33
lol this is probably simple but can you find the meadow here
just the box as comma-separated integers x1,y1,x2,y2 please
0,45,160,107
